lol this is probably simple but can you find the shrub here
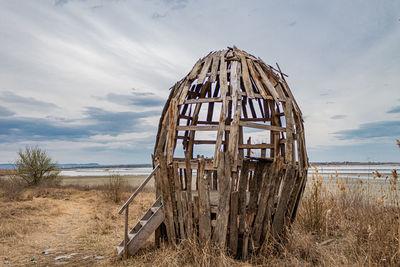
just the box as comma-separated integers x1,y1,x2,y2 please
0,175,26,201
102,174,126,203
15,146,60,186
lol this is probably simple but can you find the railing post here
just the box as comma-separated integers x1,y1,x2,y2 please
124,205,129,260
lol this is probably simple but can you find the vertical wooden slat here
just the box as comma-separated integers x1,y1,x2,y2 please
261,160,284,242
242,229,249,260
210,51,221,83
198,157,211,243
271,165,296,239
197,56,213,84
167,98,179,164
252,162,274,247
238,159,249,236
285,99,295,165
159,154,176,244
229,191,239,255
253,61,280,104
213,151,232,247
181,190,189,237
228,61,241,171
213,52,228,167
247,59,268,99
237,52,255,98
173,162,186,239
184,152,194,239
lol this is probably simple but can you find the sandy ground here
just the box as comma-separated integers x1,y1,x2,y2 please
60,175,149,187
0,188,155,266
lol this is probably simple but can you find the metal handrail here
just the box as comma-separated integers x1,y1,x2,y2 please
118,164,159,214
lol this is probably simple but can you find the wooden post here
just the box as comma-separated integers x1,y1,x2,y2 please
185,152,194,239
229,191,239,255
159,154,176,244
213,151,232,248
198,156,211,243
124,206,129,260
238,159,249,237
173,162,186,239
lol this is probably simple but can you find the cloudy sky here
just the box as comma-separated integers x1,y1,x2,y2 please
0,0,399,164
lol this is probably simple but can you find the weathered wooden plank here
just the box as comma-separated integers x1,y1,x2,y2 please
193,195,199,232
238,159,249,236
213,151,232,247
238,52,255,98
285,99,295,164
271,165,296,239
210,51,221,83
197,55,213,84
242,229,249,260
183,97,222,105
158,154,176,244
181,190,189,237
228,61,241,170
247,161,266,216
173,162,186,239
253,61,280,104
240,117,270,122
168,166,179,239
238,143,273,149
177,125,230,131
246,59,268,99
239,121,285,132
213,52,229,167
167,98,179,164
184,152,194,239
229,191,239,255
252,162,273,247
198,157,212,243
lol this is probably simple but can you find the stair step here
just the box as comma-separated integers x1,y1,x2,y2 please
116,196,165,258
150,207,158,213
128,233,136,239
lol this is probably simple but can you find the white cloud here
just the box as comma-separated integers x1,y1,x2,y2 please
0,0,399,163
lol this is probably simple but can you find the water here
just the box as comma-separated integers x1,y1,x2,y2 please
60,167,153,177
59,164,400,179
309,163,400,179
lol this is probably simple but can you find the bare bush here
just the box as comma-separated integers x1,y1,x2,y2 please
0,176,26,201
102,174,126,203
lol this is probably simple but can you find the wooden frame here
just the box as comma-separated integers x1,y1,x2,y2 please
120,46,308,259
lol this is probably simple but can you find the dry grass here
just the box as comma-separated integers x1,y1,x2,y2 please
0,171,399,266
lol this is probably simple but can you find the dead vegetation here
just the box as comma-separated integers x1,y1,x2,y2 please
0,173,399,266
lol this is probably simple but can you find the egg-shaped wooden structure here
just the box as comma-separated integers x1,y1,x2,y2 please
152,46,308,257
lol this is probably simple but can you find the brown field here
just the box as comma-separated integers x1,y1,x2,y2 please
0,173,399,266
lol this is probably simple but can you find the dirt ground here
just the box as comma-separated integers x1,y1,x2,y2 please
0,188,155,266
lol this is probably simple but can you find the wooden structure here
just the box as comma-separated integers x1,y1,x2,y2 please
117,46,308,259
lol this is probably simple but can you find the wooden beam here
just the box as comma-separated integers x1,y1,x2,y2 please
239,121,285,132
238,143,273,149
183,97,223,105
177,125,229,131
